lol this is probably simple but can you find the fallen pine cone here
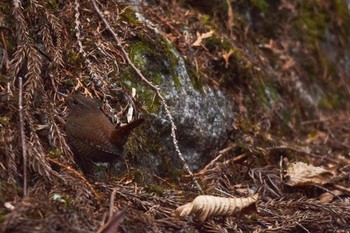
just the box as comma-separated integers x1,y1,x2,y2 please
173,193,259,222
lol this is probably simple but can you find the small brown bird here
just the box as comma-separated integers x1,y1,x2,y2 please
65,94,143,175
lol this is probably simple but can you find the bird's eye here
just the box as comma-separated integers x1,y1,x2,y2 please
73,99,79,105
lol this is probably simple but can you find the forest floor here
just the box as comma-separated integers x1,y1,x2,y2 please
1,1,350,232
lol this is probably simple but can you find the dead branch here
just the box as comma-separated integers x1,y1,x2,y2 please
197,144,236,175
97,207,127,233
109,188,117,219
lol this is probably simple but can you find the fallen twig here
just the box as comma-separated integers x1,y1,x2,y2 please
198,144,236,174
109,188,117,219
97,189,126,233
97,207,127,233
152,174,176,188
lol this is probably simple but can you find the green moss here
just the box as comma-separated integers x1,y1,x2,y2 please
144,184,165,196
0,211,5,224
307,131,317,139
66,50,82,65
119,6,142,26
0,182,21,204
184,61,206,92
279,109,292,128
45,0,58,9
333,0,350,38
334,0,349,19
205,35,233,51
0,2,11,17
160,37,180,72
121,71,161,113
296,3,329,43
48,148,63,159
319,94,341,110
0,2,15,56
0,116,10,125
127,37,179,77
0,74,6,85
173,75,182,90
250,0,269,13
254,79,280,109
239,118,254,133
203,35,256,90
161,166,184,181
250,214,259,222
128,42,150,70
199,14,211,26
120,34,182,113
132,168,148,184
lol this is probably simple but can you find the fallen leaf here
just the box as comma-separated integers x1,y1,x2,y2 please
259,39,280,53
222,49,234,68
282,58,295,70
173,194,258,222
319,190,343,203
286,162,334,186
192,30,214,47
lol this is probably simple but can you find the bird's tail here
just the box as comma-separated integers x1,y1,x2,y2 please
110,119,144,145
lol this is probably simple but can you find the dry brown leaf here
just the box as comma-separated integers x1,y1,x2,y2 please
166,33,178,43
192,30,214,47
319,190,343,203
286,162,334,186
222,49,234,68
305,131,327,144
282,58,295,70
173,194,258,222
259,39,280,53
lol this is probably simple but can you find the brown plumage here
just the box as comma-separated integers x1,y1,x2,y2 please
65,94,143,175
